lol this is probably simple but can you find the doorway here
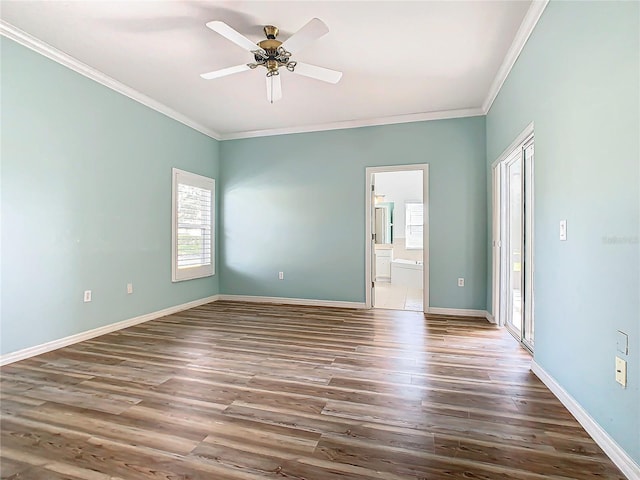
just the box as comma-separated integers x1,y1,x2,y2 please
365,165,429,312
492,125,534,351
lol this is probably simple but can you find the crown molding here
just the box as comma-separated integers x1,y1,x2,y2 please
0,20,222,141
219,107,485,141
482,0,549,114
2,0,547,143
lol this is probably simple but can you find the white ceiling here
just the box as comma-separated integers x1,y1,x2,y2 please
0,1,538,139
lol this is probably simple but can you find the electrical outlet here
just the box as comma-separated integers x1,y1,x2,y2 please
278,271,284,280
83,290,92,302
127,283,133,294
457,278,464,287
559,220,567,241
615,356,627,387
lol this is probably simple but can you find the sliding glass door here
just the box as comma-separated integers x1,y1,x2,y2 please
498,136,534,351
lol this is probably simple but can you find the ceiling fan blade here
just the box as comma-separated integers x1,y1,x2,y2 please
266,74,282,104
200,64,251,80
206,21,263,53
292,62,342,84
280,18,329,53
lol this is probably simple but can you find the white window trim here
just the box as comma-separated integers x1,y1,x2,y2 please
171,168,215,282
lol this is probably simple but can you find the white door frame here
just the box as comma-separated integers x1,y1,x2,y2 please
491,123,534,339
365,164,429,311
491,161,503,326
522,138,535,351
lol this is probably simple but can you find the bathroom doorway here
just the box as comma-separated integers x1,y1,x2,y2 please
365,165,429,312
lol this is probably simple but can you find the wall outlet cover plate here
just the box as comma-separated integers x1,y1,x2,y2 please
615,356,627,387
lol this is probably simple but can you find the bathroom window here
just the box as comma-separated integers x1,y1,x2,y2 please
405,202,423,249
171,168,215,282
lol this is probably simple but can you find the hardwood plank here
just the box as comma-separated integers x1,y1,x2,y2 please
0,301,625,479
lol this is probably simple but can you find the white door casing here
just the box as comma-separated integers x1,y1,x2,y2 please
365,164,429,311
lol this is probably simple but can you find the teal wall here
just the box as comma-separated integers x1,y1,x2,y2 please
1,38,220,355
220,118,487,308
486,1,639,463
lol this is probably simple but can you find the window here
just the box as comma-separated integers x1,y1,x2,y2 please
172,168,215,282
405,202,423,249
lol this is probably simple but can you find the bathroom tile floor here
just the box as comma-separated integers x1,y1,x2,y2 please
374,282,423,311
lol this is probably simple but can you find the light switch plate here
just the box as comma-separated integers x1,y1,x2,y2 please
559,220,567,241
616,330,629,355
615,356,627,387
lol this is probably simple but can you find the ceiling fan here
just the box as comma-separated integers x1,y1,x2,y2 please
200,18,343,103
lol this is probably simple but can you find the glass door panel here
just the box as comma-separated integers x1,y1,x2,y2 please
505,155,523,336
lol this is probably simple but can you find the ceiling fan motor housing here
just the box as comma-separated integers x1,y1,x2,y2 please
254,25,294,75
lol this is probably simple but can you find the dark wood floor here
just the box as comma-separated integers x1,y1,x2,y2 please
1,301,624,479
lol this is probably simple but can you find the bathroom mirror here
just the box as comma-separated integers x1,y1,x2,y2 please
374,202,393,244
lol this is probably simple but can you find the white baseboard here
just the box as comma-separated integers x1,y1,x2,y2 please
0,295,221,366
485,311,497,324
217,294,366,310
427,307,490,319
219,298,493,321
531,360,640,480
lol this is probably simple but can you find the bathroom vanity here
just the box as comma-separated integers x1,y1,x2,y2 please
374,245,392,282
